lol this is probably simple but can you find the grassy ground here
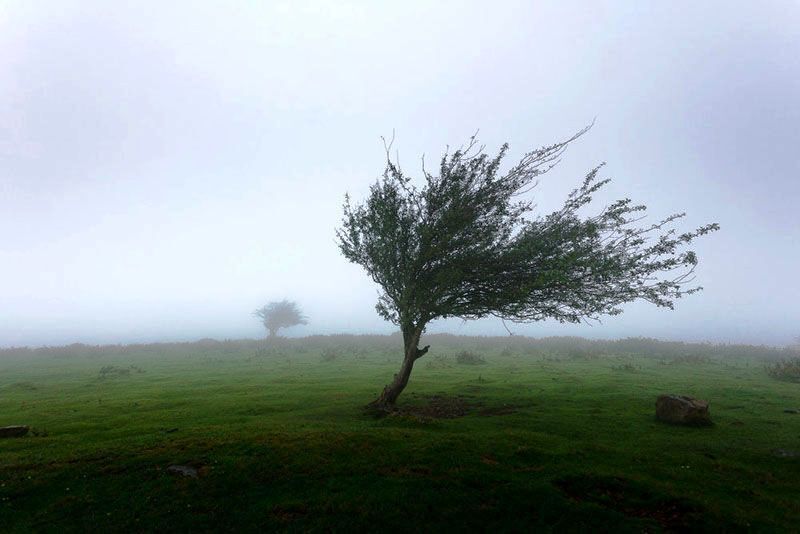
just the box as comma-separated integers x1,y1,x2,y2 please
1,335,799,532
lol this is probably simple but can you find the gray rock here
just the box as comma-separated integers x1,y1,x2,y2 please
167,464,199,478
0,425,29,438
656,395,712,426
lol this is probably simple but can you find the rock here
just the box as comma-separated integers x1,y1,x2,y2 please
0,425,29,438
166,465,199,478
656,395,711,426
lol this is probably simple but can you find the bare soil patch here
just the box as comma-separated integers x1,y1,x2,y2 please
478,404,519,416
554,474,705,531
271,503,309,522
389,395,527,419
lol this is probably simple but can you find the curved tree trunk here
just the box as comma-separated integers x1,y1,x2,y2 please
369,325,429,412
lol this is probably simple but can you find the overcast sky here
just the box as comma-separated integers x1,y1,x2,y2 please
1,1,798,347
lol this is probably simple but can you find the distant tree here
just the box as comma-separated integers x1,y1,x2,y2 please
253,300,308,338
337,127,718,410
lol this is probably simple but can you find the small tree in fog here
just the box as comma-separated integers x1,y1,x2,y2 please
337,127,718,410
253,300,308,338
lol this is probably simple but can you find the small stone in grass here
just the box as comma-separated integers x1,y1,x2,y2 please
0,425,29,438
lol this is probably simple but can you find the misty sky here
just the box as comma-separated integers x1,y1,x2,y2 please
1,1,798,347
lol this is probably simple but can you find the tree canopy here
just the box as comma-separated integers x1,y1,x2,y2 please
253,300,308,338
337,127,718,409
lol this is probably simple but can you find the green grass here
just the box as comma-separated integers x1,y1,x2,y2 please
1,335,799,532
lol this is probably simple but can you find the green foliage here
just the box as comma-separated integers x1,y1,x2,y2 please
253,299,308,337
337,127,718,330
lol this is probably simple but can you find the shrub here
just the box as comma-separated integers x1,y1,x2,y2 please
566,347,601,360
351,347,368,360
425,354,452,370
255,346,286,359
455,351,486,365
320,347,340,362
765,358,800,382
98,365,139,378
667,354,711,365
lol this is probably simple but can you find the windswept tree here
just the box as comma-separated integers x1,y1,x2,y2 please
337,127,718,410
253,300,308,338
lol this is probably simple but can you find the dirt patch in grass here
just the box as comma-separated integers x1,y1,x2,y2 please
271,503,309,522
478,404,519,416
392,396,527,419
554,474,706,531
377,465,434,478
398,395,474,419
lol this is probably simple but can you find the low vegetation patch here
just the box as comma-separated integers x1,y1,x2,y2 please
4,381,37,391
98,365,144,379
320,347,340,362
455,351,486,365
425,354,452,370
254,346,287,359
765,357,800,382
664,354,711,365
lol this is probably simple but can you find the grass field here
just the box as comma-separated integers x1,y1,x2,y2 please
1,335,799,532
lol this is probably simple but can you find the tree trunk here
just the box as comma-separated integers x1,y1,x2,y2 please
368,325,429,412
268,327,278,338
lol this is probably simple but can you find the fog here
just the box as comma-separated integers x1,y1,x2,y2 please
1,1,798,347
